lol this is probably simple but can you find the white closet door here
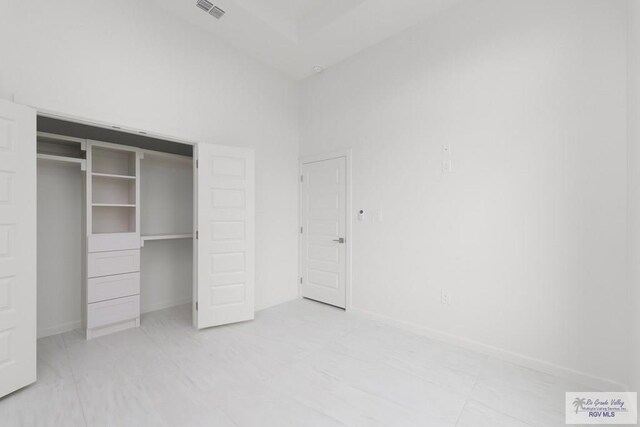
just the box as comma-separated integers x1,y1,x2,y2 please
196,144,254,329
0,100,37,398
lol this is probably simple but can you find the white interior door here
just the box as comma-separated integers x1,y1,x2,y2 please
301,157,347,308
0,100,37,398
195,143,255,329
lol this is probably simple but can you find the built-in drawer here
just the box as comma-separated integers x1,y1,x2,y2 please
87,294,140,329
88,233,140,253
87,272,140,303
88,249,140,278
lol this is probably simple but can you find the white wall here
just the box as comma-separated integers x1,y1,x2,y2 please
37,160,83,337
0,0,300,332
140,240,193,312
301,0,629,387
140,153,193,313
628,0,640,393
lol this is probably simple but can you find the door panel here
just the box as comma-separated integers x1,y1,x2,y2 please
301,157,347,308
196,144,255,328
0,100,36,398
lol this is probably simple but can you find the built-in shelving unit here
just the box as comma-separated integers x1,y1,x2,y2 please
89,144,139,236
37,132,87,170
92,146,136,176
86,141,142,339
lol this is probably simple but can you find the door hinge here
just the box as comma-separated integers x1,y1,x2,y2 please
300,227,303,234
196,159,199,168
300,175,303,183
196,301,198,310
196,230,199,239
300,277,303,284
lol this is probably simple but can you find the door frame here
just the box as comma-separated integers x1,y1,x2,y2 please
298,150,352,310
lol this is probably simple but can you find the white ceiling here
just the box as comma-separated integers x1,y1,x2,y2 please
152,0,459,79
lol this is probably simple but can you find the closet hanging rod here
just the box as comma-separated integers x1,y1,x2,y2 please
37,153,87,171
92,172,136,180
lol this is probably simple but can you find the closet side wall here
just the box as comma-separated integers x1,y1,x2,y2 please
140,154,193,313
37,160,83,337
140,241,192,312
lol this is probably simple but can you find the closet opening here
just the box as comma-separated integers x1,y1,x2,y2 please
36,116,194,339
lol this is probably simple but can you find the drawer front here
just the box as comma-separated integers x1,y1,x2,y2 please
87,295,140,329
88,233,140,253
87,272,140,303
88,250,140,278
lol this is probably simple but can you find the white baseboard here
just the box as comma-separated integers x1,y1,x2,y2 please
37,320,82,339
40,298,624,392
142,295,298,315
348,306,628,392
141,297,192,314
256,295,301,312
37,297,192,338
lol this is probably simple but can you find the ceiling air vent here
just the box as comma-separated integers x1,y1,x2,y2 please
195,0,225,19
196,0,213,13
209,6,225,19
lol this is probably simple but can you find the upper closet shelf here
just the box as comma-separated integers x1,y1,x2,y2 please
37,153,87,170
37,131,87,170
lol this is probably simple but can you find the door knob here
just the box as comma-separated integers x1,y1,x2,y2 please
333,238,345,244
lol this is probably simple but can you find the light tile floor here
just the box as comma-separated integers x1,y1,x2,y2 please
0,299,596,426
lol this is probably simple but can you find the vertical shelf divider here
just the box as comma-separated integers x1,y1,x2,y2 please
85,141,142,339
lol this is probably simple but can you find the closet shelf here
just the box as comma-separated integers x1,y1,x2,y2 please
37,153,87,170
92,172,136,180
92,203,136,208
141,233,193,242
